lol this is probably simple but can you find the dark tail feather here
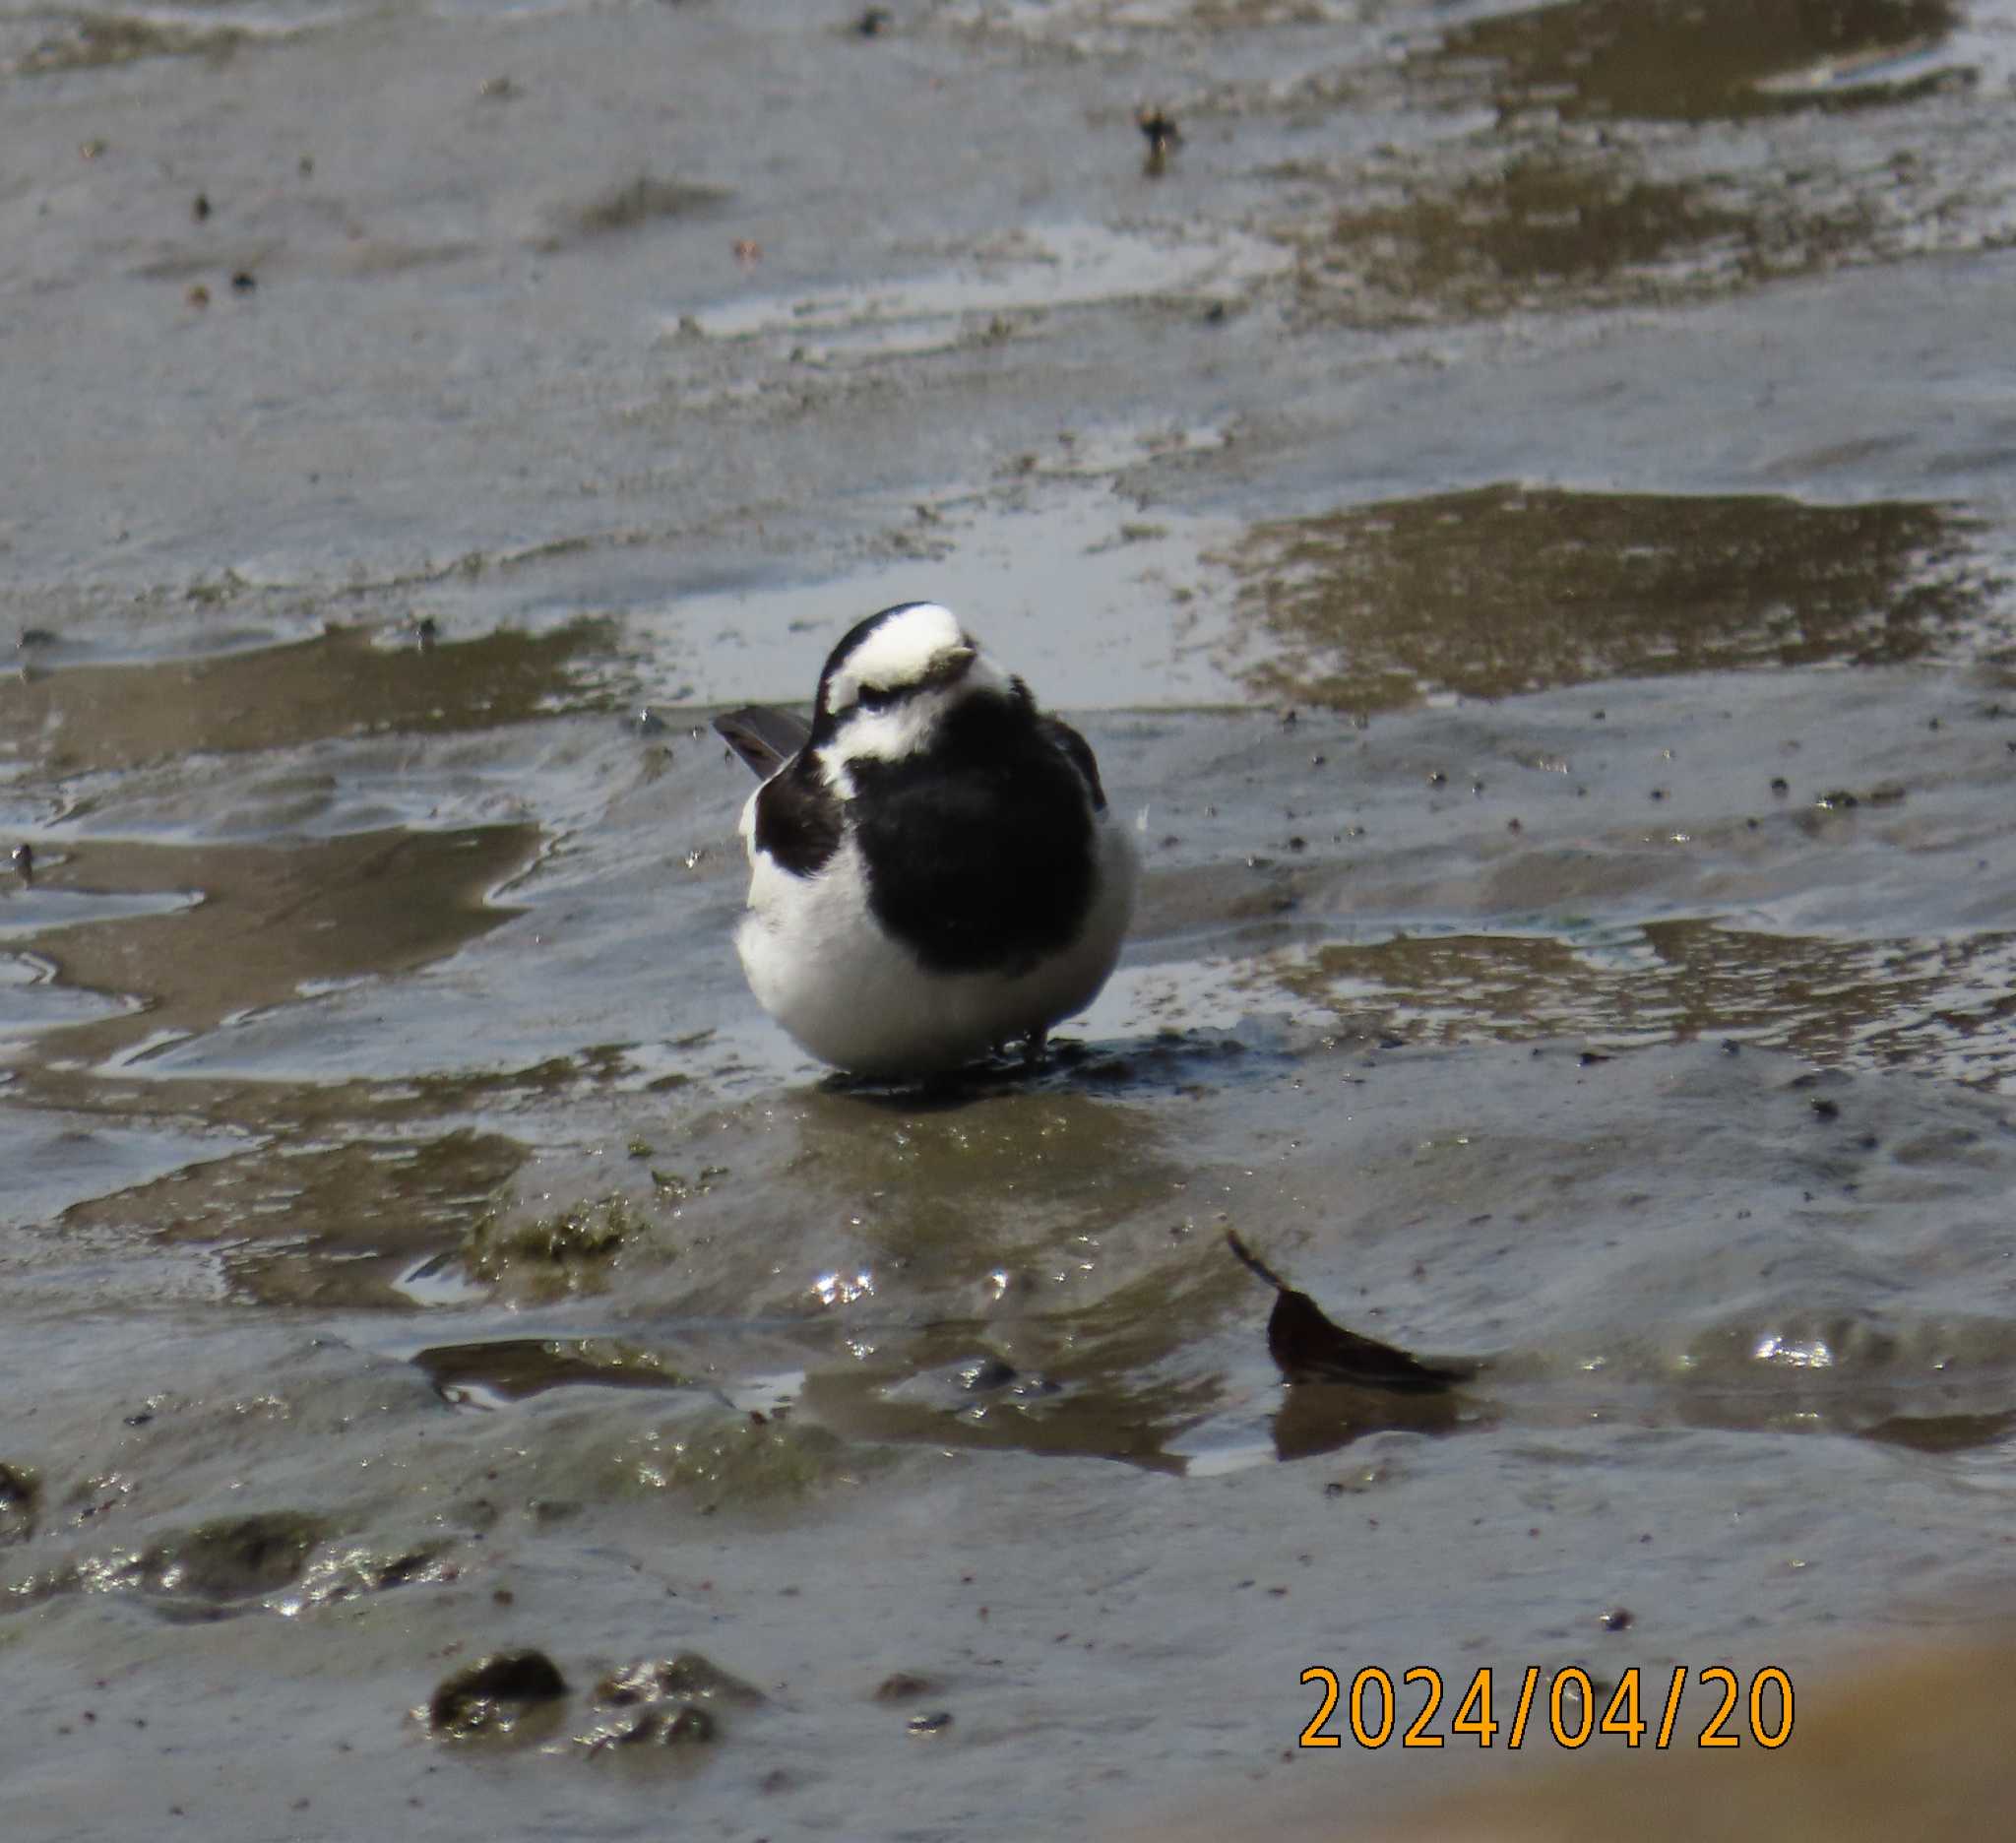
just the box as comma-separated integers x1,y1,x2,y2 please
714,705,812,779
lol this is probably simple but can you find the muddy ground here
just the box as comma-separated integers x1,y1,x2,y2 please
5,1,2016,1837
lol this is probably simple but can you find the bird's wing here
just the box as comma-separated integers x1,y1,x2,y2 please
714,705,813,780
1038,715,1107,812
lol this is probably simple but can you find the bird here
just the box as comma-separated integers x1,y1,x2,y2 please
713,601,1137,1078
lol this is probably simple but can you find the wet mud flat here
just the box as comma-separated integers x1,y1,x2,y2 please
7,0,2016,1838
9,665,2016,1838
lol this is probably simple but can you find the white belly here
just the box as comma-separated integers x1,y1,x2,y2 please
733,793,1137,1078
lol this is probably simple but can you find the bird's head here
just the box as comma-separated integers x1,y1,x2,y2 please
811,602,1015,776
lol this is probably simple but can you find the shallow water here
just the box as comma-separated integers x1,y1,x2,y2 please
5,0,2016,1836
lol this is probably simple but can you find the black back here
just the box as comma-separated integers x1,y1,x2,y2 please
847,687,1100,977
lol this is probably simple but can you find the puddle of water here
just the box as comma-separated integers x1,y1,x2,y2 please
0,886,201,946
1436,0,1964,124
651,486,1247,709
61,1127,527,1307
1318,156,1852,318
1220,485,1992,710
1260,919,2016,1087
410,1336,701,1407
1274,0,2012,324
8,827,539,1072
0,1108,241,1236
2,619,622,777
1309,136,2014,324
0,950,134,1042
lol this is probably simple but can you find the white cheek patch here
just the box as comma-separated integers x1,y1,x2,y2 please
830,696,949,770
824,654,1015,775
818,644,1018,798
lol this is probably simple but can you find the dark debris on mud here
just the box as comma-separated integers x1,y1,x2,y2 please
427,1648,569,1740
1227,1230,1472,1393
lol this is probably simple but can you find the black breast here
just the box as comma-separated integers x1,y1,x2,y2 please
848,695,1100,977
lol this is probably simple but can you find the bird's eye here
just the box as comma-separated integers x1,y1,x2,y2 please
856,683,899,712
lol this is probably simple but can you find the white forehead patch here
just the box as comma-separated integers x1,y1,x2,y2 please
825,603,966,709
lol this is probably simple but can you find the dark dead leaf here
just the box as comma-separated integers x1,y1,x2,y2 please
1226,1231,1470,1392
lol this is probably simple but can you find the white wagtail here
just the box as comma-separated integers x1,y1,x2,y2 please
714,602,1137,1077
